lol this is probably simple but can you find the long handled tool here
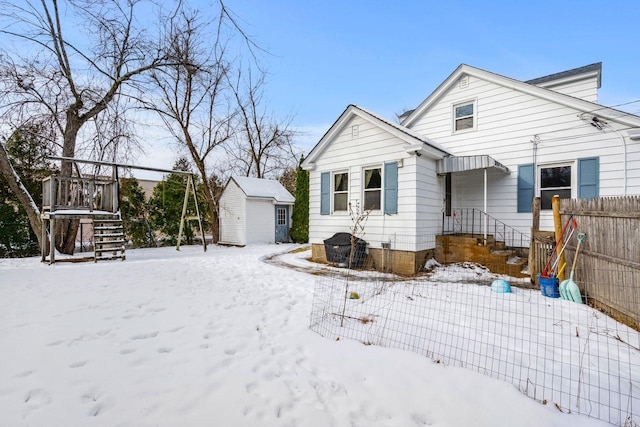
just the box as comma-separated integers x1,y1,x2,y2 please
542,216,575,277
560,233,586,303
549,225,576,275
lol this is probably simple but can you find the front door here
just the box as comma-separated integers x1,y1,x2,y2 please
275,205,289,243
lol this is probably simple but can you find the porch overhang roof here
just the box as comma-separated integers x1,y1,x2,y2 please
437,155,510,175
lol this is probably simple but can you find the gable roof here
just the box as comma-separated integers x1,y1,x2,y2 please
525,62,602,88
302,104,451,170
229,176,294,203
401,64,640,129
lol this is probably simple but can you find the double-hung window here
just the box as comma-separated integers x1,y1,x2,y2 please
517,158,599,213
333,172,348,212
540,164,572,210
363,167,382,210
453,101,475,132
320,163,398,215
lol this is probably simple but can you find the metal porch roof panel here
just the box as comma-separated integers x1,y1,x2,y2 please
437,155,510,175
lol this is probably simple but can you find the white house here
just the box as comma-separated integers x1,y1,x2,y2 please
218,176,294,246
302,62,640,274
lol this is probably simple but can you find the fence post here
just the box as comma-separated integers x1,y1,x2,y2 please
552,195,566,282
529,197,540,278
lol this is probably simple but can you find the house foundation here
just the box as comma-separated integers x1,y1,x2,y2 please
311,243,433,276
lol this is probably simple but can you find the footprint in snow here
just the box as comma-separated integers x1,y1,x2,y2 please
130,331,158,340
45,340,65,347
88,404,103,417
23,389,52,410
69,360,88,368
157,347,173,354
119,349,136,355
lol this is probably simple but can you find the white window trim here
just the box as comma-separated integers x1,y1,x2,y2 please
332,170,349,214
276,207,287,226
362,165,383,212
537,161,576,209
452,99,477,134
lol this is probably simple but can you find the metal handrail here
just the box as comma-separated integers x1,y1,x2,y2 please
442,208,530,251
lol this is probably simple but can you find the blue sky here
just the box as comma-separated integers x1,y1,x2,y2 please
211,0,640,151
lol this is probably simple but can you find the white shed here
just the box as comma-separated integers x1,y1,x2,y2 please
218,176,295,246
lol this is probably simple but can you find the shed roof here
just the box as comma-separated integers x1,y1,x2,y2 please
231,176,294,204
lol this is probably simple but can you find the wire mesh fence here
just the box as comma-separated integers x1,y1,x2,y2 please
310,262,640,426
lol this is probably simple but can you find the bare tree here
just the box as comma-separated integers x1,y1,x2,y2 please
0,0,173,254
143,7,234,242
227,69,299,179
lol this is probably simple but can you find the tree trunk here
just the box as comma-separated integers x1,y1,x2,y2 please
192,159,219,243
201,182,219,243
54,113,82,254
0,143,43,250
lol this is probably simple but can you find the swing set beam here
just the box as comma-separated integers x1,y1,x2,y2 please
48,156,207,252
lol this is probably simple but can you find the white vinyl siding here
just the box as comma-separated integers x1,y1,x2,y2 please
219,177,293,245
218,180,246,245
408,73,638,232
531,78,599,103
308,114,442,251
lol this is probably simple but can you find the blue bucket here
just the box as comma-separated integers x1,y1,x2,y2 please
539,275,560,298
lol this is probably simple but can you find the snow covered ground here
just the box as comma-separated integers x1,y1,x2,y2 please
0,244,616,426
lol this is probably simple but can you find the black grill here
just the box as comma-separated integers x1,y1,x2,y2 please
323,233,367,268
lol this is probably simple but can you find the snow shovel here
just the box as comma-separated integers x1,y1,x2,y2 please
559,233,586,303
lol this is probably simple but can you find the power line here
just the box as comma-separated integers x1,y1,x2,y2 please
582,99,640,119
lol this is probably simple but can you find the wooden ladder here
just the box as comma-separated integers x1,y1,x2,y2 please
93,219,126,262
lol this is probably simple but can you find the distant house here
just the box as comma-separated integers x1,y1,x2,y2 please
301,62,640,274
218,176,295,246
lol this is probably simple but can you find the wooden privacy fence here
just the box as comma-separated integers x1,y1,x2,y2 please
561,196,640,330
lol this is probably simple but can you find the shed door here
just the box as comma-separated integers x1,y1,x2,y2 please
275,205,289,243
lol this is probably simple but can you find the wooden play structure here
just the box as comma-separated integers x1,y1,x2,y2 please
41,156,205,264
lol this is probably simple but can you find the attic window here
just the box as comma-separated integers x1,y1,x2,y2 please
459,76,469,89
453,100,476,132
351,125,359,138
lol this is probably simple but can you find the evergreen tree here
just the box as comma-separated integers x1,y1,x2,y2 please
148,159,208,246
0,125,56,257
290,157,309,243
119,178,155,248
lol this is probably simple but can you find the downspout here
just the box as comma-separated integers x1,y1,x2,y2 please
609,129,628,195
598,123,628,195
532,135,539,196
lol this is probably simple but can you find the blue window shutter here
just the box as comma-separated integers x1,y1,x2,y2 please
578,157,599,199
517,164,534,213
384,161,398,214
320,172,330,215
